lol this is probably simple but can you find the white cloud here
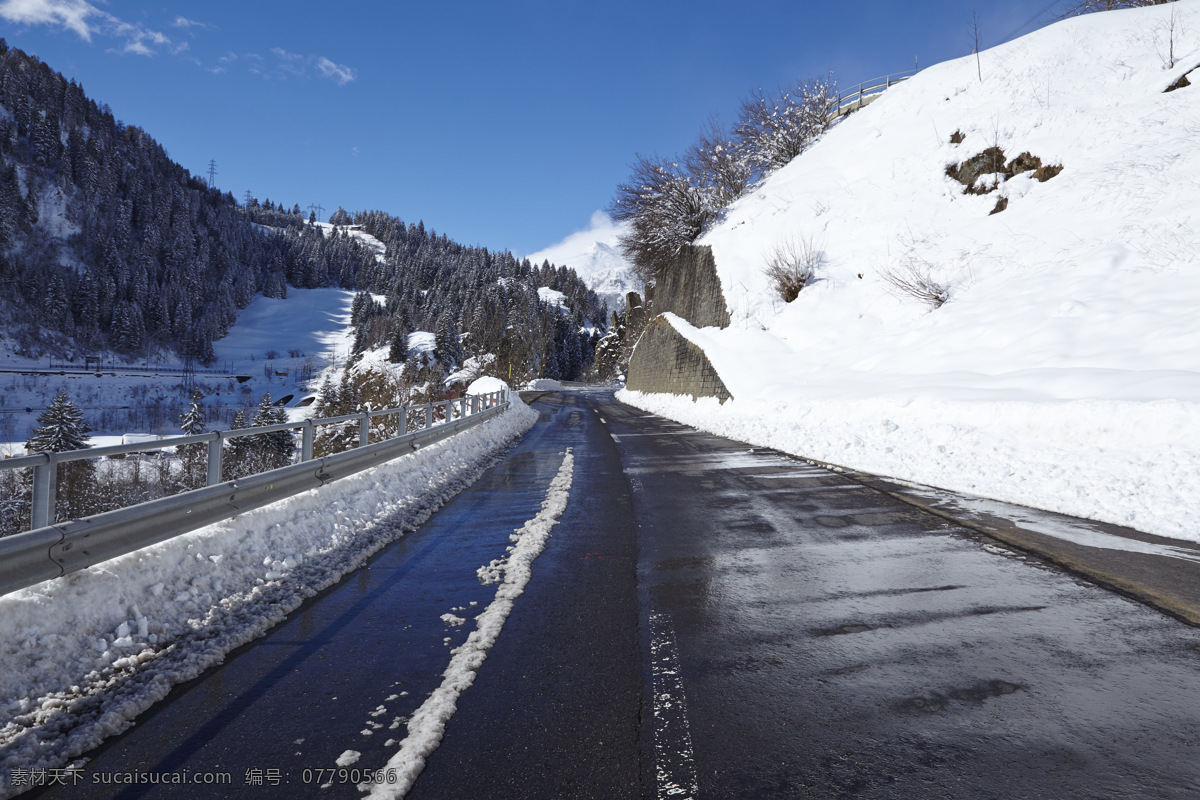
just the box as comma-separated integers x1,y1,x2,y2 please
171,16,211,30
316,56,356,85
261,48,355,85
0,0,103,40
0,0,175,57
524,211,635,299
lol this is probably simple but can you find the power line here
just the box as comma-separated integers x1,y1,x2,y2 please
996,0,1063,46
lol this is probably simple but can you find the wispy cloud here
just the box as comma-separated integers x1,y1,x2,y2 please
316,57,356,86
263,47,356,85
0,1,356,82
0,0,175,57
171,16,212,30
0,0,103,40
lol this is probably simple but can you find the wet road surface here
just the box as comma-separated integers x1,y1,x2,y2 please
32,389,1200,799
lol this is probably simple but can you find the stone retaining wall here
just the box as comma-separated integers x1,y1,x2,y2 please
627,315,731,402
650,245,731,329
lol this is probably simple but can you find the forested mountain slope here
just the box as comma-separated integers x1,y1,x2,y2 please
0,38,602,381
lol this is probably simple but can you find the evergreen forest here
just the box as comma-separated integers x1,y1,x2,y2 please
0,37,604,382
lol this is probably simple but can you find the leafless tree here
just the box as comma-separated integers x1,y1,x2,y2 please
685,118,754,210
735,74,836,175
610,154,713,284
969,11,984,82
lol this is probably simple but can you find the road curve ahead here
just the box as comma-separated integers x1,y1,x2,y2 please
30,389,1200,800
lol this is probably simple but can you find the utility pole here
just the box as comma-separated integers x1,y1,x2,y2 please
206,159,218,187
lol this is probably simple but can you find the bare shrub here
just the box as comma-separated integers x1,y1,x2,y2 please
764,236,825,302
880,260,950,309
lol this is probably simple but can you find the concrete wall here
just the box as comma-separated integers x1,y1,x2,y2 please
627,315,732,402
650,245,731,330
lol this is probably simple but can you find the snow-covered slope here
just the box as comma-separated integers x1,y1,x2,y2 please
525,211,635,311
621,2,1200,542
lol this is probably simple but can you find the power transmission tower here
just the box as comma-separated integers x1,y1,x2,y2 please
307,203,325,222
207,159,218,187
244,190,254,207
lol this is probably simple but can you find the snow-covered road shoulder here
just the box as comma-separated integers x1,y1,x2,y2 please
0,400,538,798
617,389,1200,545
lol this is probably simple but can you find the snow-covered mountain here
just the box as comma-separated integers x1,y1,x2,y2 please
525,211,636,312
622,1,1200,543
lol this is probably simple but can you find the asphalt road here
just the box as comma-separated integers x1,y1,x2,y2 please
30,389,1200,799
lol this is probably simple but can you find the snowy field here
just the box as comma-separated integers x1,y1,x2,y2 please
621,2,1200,543
0,399,536,797
0,287,361,451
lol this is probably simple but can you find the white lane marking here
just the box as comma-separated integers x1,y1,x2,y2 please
599,417,607,424
363,450,576,799
648,611,699,800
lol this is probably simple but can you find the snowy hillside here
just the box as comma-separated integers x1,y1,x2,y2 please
526,211,635,311
621,2,1200,542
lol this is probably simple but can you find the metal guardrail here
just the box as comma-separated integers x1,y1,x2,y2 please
0,389,510,597
828,70,918,117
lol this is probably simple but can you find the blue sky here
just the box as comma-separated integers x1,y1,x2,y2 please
0,0,1062,256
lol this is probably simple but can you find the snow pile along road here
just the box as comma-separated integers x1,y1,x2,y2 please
365,448,575,800
0,400,537,798
622,2,1200,543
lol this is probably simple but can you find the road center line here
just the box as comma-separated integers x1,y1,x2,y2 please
362,449,575,799
648,611,699,800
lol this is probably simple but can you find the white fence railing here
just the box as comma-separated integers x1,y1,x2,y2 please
828,70,918,117
0,389,509,597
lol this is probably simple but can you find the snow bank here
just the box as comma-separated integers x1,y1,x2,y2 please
625,3,1200,542
0,400,537,797
465,376,509,395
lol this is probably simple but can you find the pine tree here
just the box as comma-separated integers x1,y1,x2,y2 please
249,392,293,471
26,390,97,522
223,409,252,480
177,390,207,489
27,390,91,453
388,329,408,363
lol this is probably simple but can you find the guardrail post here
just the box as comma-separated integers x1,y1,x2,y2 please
207,431,223,486
301,420,314,461
31,455,54,529
459,397,467,420
359,412,370,447
424,404,433,430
